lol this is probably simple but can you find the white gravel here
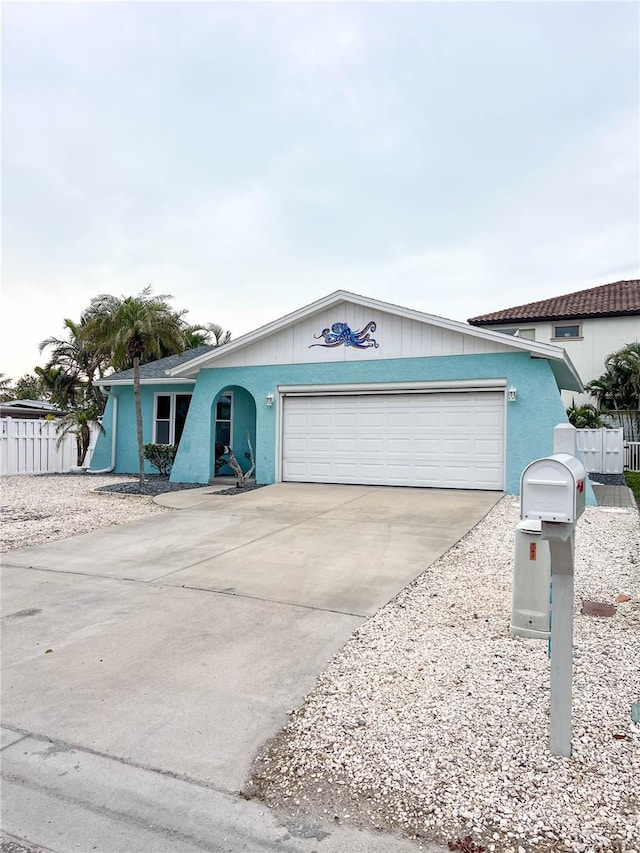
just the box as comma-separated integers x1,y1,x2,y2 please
2,476,638,851
0,473,169,552
250,498,640,853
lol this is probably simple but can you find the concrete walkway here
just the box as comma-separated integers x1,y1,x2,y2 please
1,483,501,853
592,483,636,508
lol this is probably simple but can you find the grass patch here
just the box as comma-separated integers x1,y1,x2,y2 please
624,471,640,507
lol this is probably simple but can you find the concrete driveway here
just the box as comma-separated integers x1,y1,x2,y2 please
1,483,501,852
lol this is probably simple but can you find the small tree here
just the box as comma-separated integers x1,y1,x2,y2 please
0,372,14,403
56,405,105,467
12,373,42,400
566,400,604,429
143,444,177,477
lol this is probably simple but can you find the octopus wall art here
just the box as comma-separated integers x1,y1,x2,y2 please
309,321,379,350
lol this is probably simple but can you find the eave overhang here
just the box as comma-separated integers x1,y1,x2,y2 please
95,377,197,388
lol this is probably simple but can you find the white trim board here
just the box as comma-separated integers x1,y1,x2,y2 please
278,379,508,396
97,378,197,387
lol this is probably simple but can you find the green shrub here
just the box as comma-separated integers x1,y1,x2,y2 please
625,471,640,507
143,444,177,477
566,400,605,429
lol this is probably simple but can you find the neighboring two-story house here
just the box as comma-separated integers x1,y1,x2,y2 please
468,280,640,406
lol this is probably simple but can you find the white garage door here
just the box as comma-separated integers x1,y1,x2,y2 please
282,391,504,490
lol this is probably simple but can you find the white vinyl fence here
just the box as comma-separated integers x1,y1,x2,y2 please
0,418,98,476
575,428,624,474
625,442,640,472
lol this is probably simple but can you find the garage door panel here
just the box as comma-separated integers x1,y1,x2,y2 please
282,392,504,490
475,438,503,456
361,438,386,453
413,412,441,428
386,411,410,427
474,413,503,429
284,436,307,452
308,461,335,477
412,438,441,453
331,436,356,452
286,414,308,429
309,437,334,454
383,464,413,478
334,462,359,477
386,437,414,453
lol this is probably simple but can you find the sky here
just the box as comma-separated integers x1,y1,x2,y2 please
2,1,639,382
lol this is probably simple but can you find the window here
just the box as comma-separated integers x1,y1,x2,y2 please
153,394,192,445
517,328,536,341
552,324,581,340
215,392,233,449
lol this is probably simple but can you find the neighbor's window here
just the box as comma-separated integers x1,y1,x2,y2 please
215,392,233,448
517,328,536,341
154,393,192,445
552,324,581,339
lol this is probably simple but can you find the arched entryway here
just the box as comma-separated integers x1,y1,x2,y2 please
211,385,257,481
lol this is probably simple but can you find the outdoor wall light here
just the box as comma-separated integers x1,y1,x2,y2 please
266,393,274,407
508,386,517,402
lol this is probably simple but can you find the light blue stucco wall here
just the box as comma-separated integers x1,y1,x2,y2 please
91,384,197,475
168,352,594,500
91,382,258,478
92,354,595,503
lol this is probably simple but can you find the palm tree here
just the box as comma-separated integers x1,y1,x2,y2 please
205,323,232,347
39,318,110,410
183,322,232,350
586,373,619,411
83,287,185,483
566,400,604,429
608,342,640,408
587,342,640,440
56,404,105,467
34,365,78,410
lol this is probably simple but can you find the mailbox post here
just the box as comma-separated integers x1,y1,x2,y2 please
520,451,586,757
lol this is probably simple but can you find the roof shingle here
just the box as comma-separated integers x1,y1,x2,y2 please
99,345,215,384
468,280,640,325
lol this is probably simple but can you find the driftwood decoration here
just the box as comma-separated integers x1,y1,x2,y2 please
223,431,255,488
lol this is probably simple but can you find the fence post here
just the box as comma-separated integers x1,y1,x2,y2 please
8,419,18,474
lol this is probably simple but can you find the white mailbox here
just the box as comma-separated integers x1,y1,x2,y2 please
511,519,551,640
521,453,586,523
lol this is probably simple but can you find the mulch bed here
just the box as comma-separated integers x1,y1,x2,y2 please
95,478,263,497
210,484,265,496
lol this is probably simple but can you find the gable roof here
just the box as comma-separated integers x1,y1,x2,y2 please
168,290,583,391
96,345,215,386
468,279,640,325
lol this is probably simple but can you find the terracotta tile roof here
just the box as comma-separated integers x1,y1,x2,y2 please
468,280,640,325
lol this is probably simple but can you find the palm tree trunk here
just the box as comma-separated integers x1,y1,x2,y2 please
80,424,90,466
133,356,145,484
